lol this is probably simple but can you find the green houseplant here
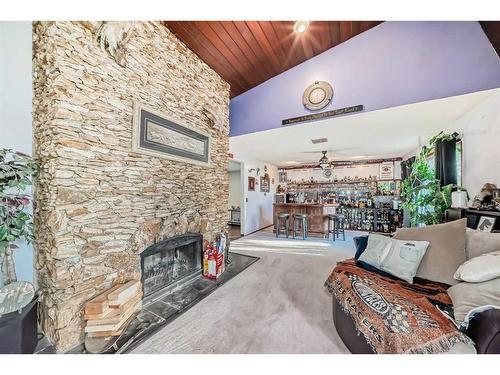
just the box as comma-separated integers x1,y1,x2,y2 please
0,149,39,354
0,149,38,284
400,132,455,227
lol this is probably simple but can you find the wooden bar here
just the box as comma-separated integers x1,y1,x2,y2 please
273,203,337,236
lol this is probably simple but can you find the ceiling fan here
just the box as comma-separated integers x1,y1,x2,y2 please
299,148,359,169
318,151,331,169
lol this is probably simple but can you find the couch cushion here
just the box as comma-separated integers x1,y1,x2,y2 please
393,218,466,285
354,235,397,278
465,227,500,260
447,278,500,324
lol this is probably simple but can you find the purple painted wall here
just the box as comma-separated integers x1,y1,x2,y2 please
229,21,500,137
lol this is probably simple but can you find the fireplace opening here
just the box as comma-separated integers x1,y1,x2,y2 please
140,233,203,298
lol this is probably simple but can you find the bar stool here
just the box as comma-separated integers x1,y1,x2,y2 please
293,213,308,240
275,213,290,238
335,214,346,241
326,214,337,241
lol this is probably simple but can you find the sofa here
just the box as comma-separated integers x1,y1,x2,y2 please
332,283,500,354
326,219,500,354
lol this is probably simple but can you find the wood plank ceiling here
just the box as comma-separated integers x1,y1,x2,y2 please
163,21,383,97
479,21,500,58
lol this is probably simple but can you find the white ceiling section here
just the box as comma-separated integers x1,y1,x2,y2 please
229,88,500,167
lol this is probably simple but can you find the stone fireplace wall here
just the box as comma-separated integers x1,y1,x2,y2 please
32,21,230,351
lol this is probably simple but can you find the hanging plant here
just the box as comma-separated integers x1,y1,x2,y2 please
0,149,38,285
400,132,455,227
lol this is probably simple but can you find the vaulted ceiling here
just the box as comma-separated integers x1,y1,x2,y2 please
163,21,500,99
163,21,383,97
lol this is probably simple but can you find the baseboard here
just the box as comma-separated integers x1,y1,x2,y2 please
243,224,273,237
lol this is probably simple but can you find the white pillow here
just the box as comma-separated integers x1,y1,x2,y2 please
454,250,500,282
358,234,429,283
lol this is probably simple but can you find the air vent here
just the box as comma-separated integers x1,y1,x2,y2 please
311,138,328,144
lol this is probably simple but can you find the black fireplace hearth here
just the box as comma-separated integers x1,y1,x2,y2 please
140,233,203,298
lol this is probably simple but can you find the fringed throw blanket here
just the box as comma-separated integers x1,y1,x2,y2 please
325,260,474,354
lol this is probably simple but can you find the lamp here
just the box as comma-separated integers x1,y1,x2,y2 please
293,21,309,33
318,151,330,169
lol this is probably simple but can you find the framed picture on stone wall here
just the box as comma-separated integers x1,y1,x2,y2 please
132,101,211,166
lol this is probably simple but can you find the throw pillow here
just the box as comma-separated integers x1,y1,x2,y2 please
465,228,500,260
353,235,368,260
393,218,467,285
355,234,396,279
357,234,429,283
454,250,500,282
447,278,500,324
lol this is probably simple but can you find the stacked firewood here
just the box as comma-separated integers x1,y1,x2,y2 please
84,280,142,338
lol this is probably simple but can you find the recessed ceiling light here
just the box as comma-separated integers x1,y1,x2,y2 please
294,21,309,33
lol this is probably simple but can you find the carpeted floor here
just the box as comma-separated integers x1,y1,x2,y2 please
131,228,363,354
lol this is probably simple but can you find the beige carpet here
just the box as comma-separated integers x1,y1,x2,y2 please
131,228,363,354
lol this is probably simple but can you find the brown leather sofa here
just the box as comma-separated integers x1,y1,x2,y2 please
333,296,500,354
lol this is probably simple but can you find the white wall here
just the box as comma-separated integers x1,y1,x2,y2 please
402,91,500,200
228,170,242,209
456,91,500,197
0,22,34,284
231,155,278,235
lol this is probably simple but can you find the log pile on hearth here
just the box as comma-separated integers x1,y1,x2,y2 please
84,280,142,338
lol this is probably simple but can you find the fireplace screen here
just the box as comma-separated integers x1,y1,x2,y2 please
140,233,202,297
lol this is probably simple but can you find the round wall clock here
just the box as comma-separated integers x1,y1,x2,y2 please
303,81,333,111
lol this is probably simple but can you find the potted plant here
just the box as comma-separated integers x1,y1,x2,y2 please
400,132,456,227
0,149,39,353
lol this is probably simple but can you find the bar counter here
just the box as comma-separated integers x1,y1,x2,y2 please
273,203,337,236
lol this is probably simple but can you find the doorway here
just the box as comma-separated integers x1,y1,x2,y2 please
227,160,244,240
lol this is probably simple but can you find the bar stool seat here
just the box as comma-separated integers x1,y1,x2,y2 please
275,213,290,238
293,213,308,240
335,214,346,241
326,214,337,241
326,214,346,241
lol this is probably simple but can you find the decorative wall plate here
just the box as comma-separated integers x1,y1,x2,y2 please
303,81,333,111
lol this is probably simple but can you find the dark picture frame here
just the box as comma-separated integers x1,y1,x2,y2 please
278,171,287,183
132,101,211,166
248,177,255,191
260,174,270,193
477,216,496,232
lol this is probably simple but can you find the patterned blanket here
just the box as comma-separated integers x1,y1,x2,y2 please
325,260,473,354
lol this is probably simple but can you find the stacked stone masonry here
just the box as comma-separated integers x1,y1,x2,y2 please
32,21,230,352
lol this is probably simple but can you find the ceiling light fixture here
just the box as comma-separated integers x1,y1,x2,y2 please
318,151,330,169
294,21,309,33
